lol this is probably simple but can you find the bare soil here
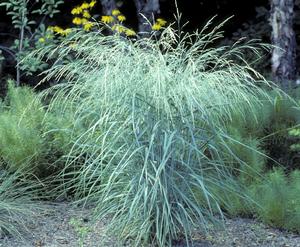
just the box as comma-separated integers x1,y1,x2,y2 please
0,202,299,247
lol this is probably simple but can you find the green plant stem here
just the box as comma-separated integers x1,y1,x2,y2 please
16,6,26,86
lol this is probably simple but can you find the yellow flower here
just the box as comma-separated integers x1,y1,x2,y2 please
83,22,94,31
47,26,55,32
156,18,167,26
38,37,45,43
112,9,121,16
125,28,136,36
81,18,88,24
61,28,73,36
72,17,82,25
71,7,82,15
152,23,161,31
82,10,91,19
89,0,96,8
117,15,126,22
101,15,114,24
49,26,64,34
48,26,72,36
112,24,125,33
81,2,90,9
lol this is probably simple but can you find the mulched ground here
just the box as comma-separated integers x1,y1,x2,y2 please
0,202,299,247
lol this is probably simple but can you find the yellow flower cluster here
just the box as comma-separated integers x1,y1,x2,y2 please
46,2,166,40
157,18,167,26
100,9,135,36
48,26,73,36
44,0,154,44
101,9,126,24
152,18,167,31
101,9,122,24
83,22,94,31
125,28,136,36
101,15,114,24
117,15,126,22
111,24,136,36
71,1,96,15
71,1,96,31
112,9,121,16
72,17,87,25
112,24,125,33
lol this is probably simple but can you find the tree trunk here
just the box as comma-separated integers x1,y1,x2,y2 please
270,0,297,90
133,0,160,36
100,0,117,16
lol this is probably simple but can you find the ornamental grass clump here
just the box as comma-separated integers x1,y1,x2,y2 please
38,23,271,246
0,170,40,238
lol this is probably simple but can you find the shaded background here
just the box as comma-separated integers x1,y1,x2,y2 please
2,0,299,87
0,0,271,40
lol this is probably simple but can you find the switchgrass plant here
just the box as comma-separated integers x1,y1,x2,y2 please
36,23,272,246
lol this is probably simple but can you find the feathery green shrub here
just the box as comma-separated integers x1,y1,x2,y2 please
289,127,300,151
285,170,300,231
222,88,300,173
288,94,300,156
260,90,300,169
0,81,46,172
253,169,300,231
206,88,300,231
0,81,71,176
33,22,274,246
220,128,266,182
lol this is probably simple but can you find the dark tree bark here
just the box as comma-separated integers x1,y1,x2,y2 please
270,0,297,90
133,0,160,35
100,0,117,15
